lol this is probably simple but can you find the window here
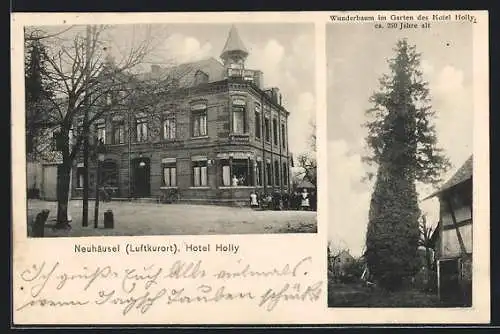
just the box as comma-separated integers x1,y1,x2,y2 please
255,160,262,186
162,163,177,187
221,161,231,186
192,110,207,137
97,120,106,144
163,117,176,140
255,107,261,139
281,123,286,148
136,117,148,142
100,161,119,188
112,120,125,144
282,162,288,185
273,118,278,145
220,158,252,186
76,118,84,138
193,160,208,187
76,166,85,188
266,162,272,186
194,71,209,85
50,130,58,151
274,160,280,185
232,106,245,134
264,118,270,142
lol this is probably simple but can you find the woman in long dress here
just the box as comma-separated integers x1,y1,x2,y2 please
300,188,310,211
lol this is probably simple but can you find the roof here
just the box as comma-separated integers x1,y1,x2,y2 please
136,57,225,88
424,155,473,200
220,25,249,56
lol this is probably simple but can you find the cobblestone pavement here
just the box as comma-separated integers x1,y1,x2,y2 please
26,200,317,237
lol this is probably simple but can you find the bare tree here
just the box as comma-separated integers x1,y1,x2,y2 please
296,120,317,186
327,241,352,281
25,24,175,227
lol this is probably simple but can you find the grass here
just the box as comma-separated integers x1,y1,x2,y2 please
328,281,445,308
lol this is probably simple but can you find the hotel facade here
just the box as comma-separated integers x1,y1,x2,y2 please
71,26,293,205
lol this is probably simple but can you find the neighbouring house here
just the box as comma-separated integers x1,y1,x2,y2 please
27,125,73,201
426,155,473,306
329,249,356,281
70,25,292,206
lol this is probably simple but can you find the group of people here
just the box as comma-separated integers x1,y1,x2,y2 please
249,188,317,211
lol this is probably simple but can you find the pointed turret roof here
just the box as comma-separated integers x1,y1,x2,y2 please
221,25,248,56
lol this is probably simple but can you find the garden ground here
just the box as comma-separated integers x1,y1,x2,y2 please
328,282,445,308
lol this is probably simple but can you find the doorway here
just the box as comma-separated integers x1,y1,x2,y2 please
439,258,461,306
132,158,151,197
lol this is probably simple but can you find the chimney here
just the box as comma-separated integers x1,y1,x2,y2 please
271,88,280,104
151,64,161,73
279,93,282,106
253,71,264,89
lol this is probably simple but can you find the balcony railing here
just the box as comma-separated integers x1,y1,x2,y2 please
227,68,255,81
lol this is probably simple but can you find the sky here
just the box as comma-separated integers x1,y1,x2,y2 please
31,23,316,159
326,22,473,256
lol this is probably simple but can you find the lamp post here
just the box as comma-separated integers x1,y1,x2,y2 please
94,139,105,228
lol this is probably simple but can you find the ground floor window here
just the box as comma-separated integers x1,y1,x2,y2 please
266,162,272,186
255,161,262,186
282,161,288,185
76,167,85,188
100,160,119,188
274,160,280,185
220,158,252,186
162,163,177,187
193,160,208,187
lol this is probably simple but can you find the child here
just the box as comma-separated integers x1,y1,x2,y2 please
250,191,259,209
300,188,310,211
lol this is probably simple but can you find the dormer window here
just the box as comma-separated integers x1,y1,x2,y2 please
194,70,209,86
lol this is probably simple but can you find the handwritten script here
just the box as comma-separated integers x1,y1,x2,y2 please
15,257,322,316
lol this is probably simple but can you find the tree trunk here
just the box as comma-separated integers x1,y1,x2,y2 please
56,158,71,226
425,247,432,271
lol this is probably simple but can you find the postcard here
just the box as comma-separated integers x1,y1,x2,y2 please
10,10,489,326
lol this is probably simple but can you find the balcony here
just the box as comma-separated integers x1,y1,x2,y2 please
227,68,255,82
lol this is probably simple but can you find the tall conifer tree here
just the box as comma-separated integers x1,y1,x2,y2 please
363,39,450,290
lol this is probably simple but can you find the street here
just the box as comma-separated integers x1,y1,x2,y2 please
27,200,317,237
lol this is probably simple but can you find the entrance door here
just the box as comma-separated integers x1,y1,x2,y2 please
439,259,461,306
132,158,151,197
42,165,58,200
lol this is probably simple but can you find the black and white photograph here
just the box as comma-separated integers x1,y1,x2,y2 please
326,22,474,307
24,22,318,238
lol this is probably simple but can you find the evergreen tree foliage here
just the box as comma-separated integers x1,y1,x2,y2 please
363,39,450,290
24,38,54,156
